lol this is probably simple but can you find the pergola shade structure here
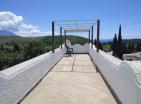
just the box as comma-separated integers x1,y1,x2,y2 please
52,20,100,53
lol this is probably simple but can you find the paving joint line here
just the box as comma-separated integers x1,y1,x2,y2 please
71,54,76,72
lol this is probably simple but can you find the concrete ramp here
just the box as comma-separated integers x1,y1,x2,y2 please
21,54,117,104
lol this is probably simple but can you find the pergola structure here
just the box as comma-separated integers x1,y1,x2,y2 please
52,20,100,53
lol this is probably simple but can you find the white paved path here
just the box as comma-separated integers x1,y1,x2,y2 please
21,54,117,104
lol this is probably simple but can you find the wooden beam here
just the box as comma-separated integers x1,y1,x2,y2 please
52,21,55,53
97,20,100,52
91,26,93,48
60,27,62,49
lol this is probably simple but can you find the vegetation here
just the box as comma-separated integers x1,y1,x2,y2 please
116,25,123,58
112,25,124,59
0,34,140,70
102,43,112,52
94,39,103,50
112,34,118,56
0,40,49,70
122,39,141,53
111,25,141,59
0,35,88,70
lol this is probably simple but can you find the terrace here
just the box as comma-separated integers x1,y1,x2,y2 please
0,20,141,104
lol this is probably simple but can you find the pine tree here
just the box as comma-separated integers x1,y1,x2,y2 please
112,34,117,56
117,25,123,59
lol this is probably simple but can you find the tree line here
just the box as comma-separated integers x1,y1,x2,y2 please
112,25,141,59
0,35,90,70
0,41,51,70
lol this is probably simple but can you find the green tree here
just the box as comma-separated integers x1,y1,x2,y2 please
0,60,3,70
13,43,20,52
112,34,117,56
0,45,4,50
117,25,123,59
137,42,141,51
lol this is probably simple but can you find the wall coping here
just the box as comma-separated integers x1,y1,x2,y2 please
90,47,141,86
0,48,62,79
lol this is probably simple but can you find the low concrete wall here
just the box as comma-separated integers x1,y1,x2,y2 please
71,43,89,53
89,47,141,104
66,40,89,53
0,46,66,104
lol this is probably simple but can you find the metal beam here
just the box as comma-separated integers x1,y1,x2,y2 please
60,27,62,49
97,20,100,52
64,29,90,33
52,21,55,53
56,23,95,26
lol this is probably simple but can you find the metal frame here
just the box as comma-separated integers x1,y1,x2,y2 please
51,20,100,53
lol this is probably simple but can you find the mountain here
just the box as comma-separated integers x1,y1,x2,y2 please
0,30,16,36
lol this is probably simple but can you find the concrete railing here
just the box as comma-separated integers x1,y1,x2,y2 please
89,46,141,104
0,45,66,104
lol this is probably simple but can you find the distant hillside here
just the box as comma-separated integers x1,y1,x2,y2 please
0,35,89,45
0,35,140,70
0,30,16,36
0,35,89,70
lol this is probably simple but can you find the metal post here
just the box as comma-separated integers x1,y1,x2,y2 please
97,20,100,52
60,27,62,49
64,30,66,46
91,26,93,48
52,21,55,53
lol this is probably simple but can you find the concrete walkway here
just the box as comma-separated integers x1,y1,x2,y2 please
21,54,117,104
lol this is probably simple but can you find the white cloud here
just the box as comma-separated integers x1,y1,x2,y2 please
0,11,43,36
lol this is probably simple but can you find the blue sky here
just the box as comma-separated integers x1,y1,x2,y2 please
0,0,141,39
